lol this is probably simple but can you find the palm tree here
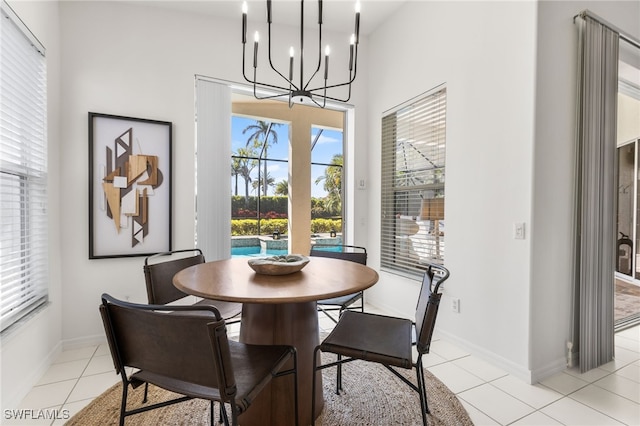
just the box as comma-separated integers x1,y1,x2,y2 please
234,146,259,201
274,180,288,196
251,173,275,195
242,120,281,196
231,156,242,196
315,154,343,215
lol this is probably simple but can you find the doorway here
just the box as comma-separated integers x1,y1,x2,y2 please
615,38,640,331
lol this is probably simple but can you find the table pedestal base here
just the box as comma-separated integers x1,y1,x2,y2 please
238,301,324,425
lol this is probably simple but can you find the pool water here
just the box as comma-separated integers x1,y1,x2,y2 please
231,246,288,257
231,244,342,258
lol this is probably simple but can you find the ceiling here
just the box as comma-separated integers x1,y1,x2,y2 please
128,0,406,36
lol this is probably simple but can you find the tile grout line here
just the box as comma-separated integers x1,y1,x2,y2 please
52,345,102,425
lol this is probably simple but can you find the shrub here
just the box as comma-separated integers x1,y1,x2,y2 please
231,218,289,236
232,195,336,219
231,218,342,236
310,218,342,234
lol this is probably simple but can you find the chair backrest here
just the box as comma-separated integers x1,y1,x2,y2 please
207,318,238,402
309,244,367,265
99,294,230,394
414,264,450,354
143,249,205,304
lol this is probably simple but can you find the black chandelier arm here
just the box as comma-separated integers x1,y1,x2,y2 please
293,92,327,108
244,60,296,95
243,41,302,93
308,72,356,93
252,83,290,101
302,21,324,92
239,0,361,108
307,43,358,93
266,23,300,90
241,42,255,85
309,90,351,104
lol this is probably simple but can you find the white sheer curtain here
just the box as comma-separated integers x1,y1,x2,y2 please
195,78,231,261
573,12,619,373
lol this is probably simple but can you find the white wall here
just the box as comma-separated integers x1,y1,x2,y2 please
530,1,640,378
1,0,62,411
3,1,371,407
4,0,638,408
55,1,370,344
366,1,538,381
366,0,640,383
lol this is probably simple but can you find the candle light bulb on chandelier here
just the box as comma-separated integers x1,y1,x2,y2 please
350,34,356,71
242,2,247,43
289,46,294,81
253,31,259,68
324,45,330,80
241,0,362,108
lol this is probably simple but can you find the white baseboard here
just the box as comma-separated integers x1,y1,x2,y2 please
2,341,62,412
365,298,568,384
62,334,107,351
433,329,569,384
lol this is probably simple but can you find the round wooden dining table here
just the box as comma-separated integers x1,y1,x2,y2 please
173,256,378,426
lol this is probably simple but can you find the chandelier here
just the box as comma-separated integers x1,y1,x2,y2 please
241,0,361,108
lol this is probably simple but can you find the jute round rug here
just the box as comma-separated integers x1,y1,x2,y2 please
66,356,472,426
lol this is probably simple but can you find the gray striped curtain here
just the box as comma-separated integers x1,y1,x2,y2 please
573,12,619,373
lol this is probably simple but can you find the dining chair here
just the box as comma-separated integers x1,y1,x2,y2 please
99,293,299,426
309,244,367,323
311,263,450,426
143,249,242,322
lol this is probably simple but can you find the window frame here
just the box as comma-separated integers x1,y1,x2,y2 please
0,2,49,333
380,85,447,279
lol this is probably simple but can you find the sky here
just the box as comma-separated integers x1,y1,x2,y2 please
231,115,343,198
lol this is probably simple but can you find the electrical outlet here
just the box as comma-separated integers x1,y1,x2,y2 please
451,298,460,313
514,222,525,240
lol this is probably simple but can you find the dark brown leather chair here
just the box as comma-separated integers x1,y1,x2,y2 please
143,249,242,322
311,263,450,426
309,244,367,323
99,293,298,426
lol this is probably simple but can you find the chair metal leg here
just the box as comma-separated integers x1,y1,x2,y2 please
229,404,238,426
415,361,429,426
119,379,129,426
219,402,230,426
143,382,149,403
311,347,321,425
292,350,300,426
336,354,343,394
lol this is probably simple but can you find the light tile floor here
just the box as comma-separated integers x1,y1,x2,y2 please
5,307,640,426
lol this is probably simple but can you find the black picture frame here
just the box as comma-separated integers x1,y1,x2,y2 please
88,112,172,259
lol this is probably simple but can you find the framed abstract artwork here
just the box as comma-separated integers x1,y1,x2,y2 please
89,112,172,259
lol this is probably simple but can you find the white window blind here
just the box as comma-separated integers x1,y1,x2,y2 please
0,3,48,332
381,86,446,279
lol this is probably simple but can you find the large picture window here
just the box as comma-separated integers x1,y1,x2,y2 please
0,3,48,332
381,86,446,279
